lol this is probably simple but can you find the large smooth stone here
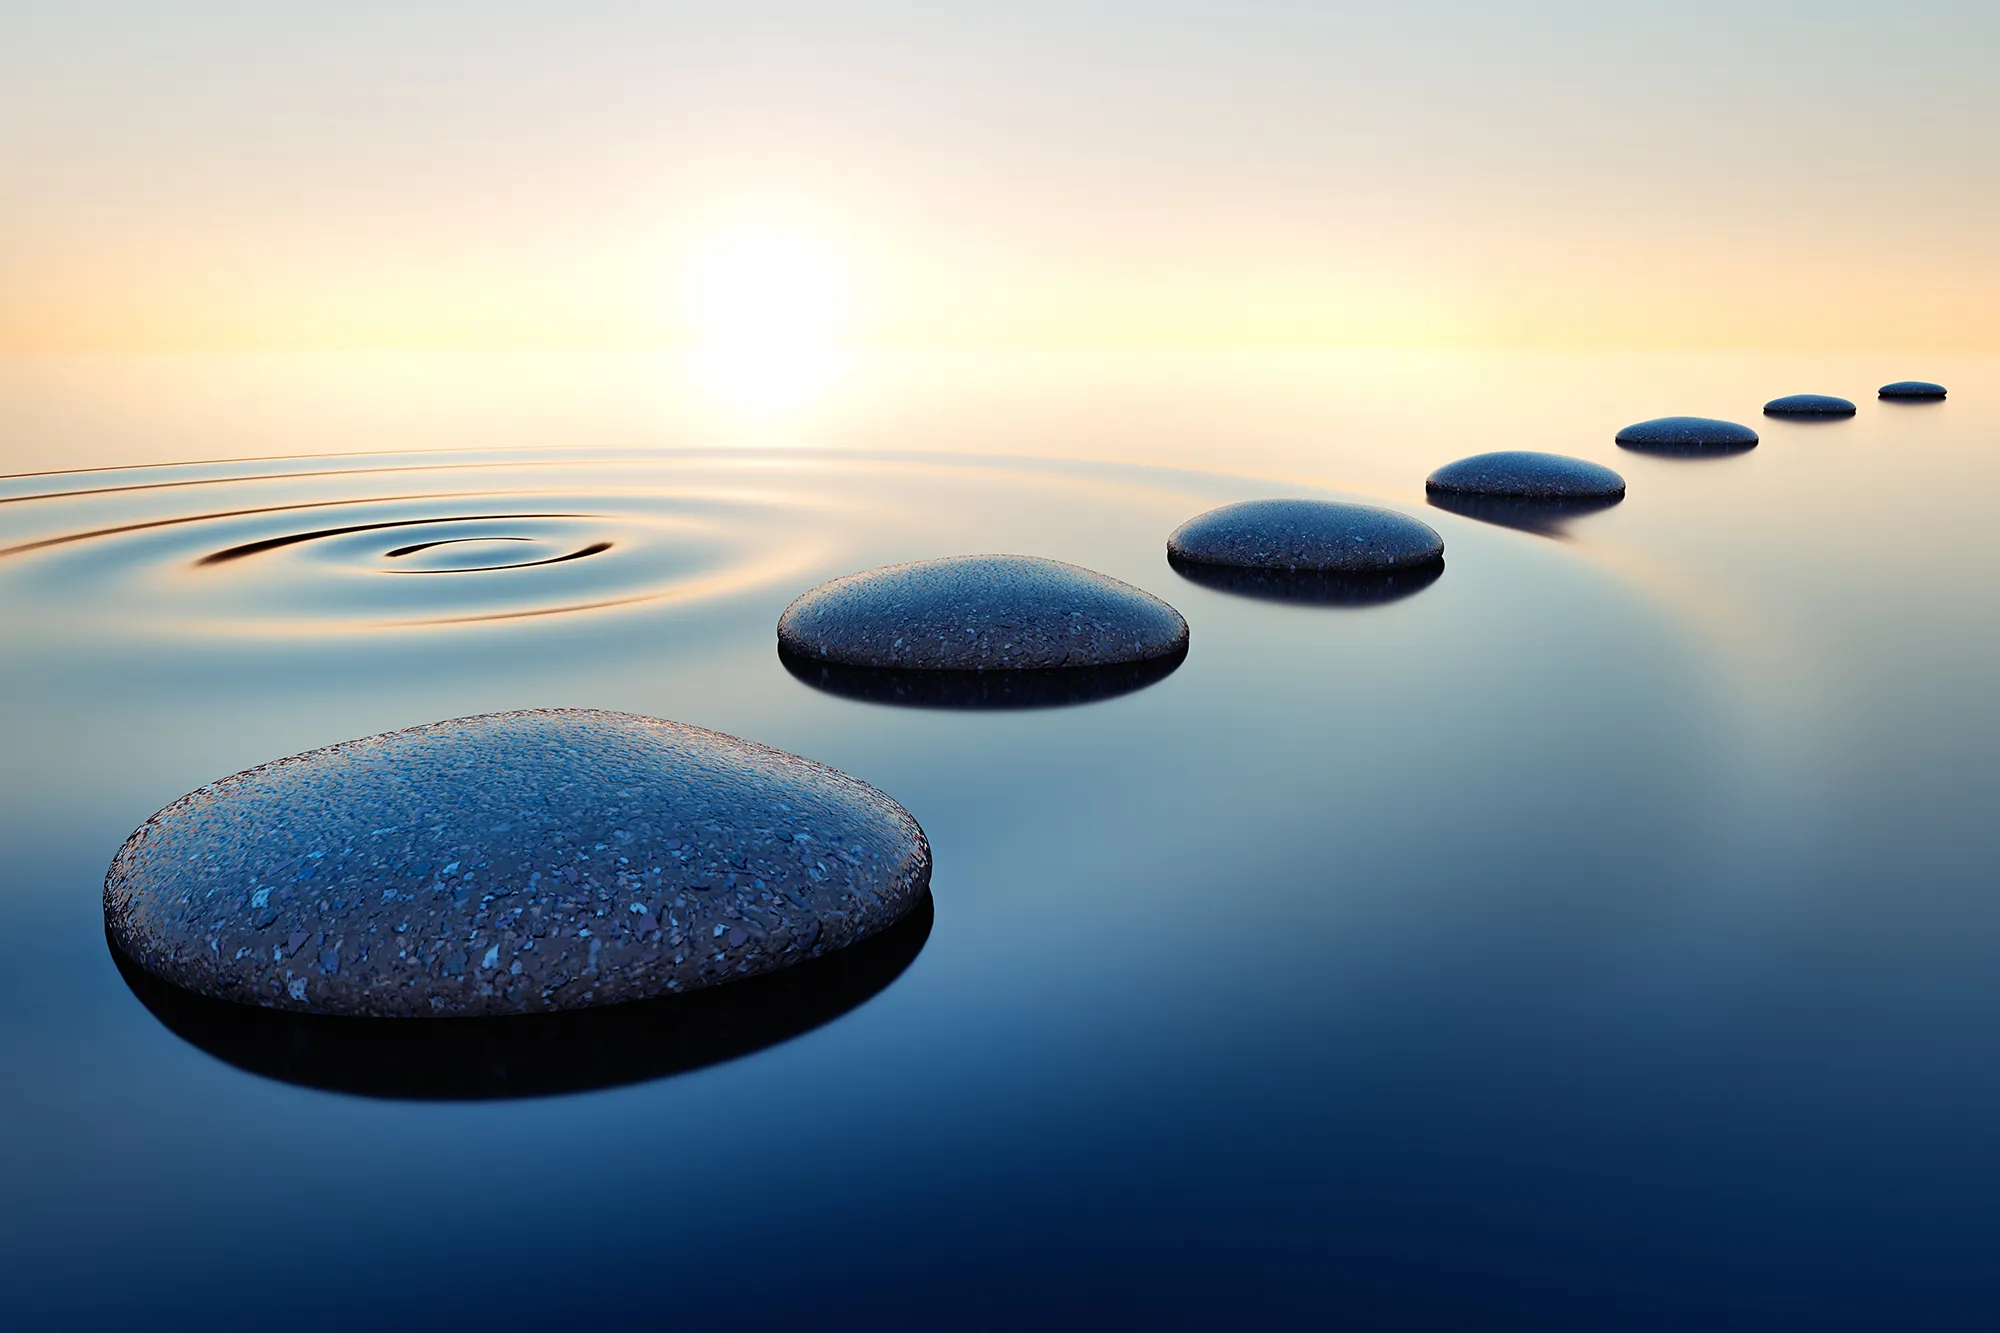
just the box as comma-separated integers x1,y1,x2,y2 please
1614,416,1760,453
1425,452,1625,500
113,892,934,1099
776,555,1188,671
104,709,932,1018
1166,500,1444,573
1764,393,1856,417
1879,381,1947,400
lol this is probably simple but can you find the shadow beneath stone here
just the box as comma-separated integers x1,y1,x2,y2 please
1615,437,1759,459
112,891,933,1101
1426,491,1622,538
780,645,1185,709
1167,551,1442,606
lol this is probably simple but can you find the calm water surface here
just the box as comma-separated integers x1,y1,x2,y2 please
2,351,1996,1329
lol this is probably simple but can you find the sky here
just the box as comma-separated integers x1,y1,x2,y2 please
3,0,1996,352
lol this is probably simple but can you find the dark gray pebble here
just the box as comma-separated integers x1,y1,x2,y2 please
1879,381,1947,400
1614,417,1759,453
104,709,932,1018
1425,452,1625,501
776,555,1188,671
1166,500,1443,574
113,892,934,1099
780,649,1183,709
1169,558,1442,606
1764,394,1856,417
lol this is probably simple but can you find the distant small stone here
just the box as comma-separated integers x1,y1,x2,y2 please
1614,417,1759,454
104,710,932,1018
1879,381,1947,400
1425,452,1625,501
1166,500,1444,574
776,555,1188,672
1764,394,1856,417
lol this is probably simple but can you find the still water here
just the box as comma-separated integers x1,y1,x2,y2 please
2,350,1996,1329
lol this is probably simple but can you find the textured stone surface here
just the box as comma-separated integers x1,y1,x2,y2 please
1425,492,1622,537
104,709,932,1018
780,646,1184,709
1614,416,1760,453
114,892,933,1099
1166,500,1444,574
1169,557,1442,605
776,555,1188,671
1764,394,1857,417
1879,380,1947,400
1425,452,1625,501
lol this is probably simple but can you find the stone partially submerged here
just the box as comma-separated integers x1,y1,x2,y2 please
1764,394,1856,417
1614,417,1760,454
1423,451,1626,536
1879,381,1947,400
1425,452,1626,501
104,709,932,1018
1166,500,1444,574
113,892,935,1098
776,555,1189,672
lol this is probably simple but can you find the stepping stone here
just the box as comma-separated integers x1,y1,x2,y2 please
782,648,1184,708
1614,417,1759,454
1764,394,1856,417
1166,500,1443,574
1879,381,1947,400
104,709,932,1018
1425,452,1625,500
113,891,934,1099
1169,557,1442,606
776,555,1188,672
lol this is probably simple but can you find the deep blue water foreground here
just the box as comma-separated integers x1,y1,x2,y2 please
1,351,1996,1330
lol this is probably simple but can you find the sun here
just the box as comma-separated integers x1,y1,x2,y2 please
681,227,851,414
684,229,849,350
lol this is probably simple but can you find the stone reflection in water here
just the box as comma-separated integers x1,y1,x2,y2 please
110,892,933,1100
779,643,1187,709
1424,451,1624,537
1166,550,1443,605
1425,491,1623,538
1164,499,1445,605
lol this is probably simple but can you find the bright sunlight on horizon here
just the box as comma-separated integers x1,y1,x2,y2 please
4,1,1998,353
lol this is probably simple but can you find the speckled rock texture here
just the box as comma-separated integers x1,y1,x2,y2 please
1169,557,1442,606
1614,417,1760,453
1425,452,1626,500
1879,381,1947,400
780,646,1184,708
776,555,1188,671
113,893,934,1099
104,709,932,1018
1166,500,1444,574
1764,394,1856,417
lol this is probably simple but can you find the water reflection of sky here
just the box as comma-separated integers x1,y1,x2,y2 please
2,350,1997,1328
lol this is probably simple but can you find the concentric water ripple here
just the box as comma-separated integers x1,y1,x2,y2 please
0,449,845,635
0,444,1720,683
